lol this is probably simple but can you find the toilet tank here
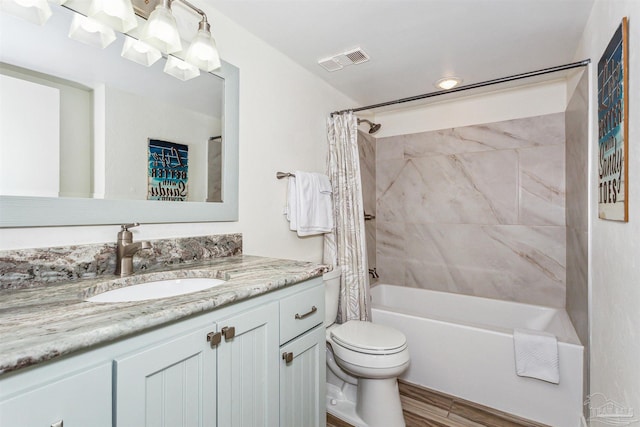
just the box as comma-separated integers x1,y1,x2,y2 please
323,267,342,327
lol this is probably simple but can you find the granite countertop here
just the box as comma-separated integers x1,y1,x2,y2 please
0,255,327,375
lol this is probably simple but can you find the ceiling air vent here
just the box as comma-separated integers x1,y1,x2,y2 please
343,48,369,65
318,57,344,72
317,47,370,72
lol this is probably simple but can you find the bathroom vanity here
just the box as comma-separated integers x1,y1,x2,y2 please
0,256,327,427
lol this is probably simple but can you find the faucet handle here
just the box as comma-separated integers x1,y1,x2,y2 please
120,222,140,231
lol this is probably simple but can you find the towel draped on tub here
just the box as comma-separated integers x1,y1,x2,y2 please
513,328,560,384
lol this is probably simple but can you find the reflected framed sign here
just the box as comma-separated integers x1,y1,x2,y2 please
148,139,189,202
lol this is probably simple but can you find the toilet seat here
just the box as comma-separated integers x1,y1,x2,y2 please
331,320,407,355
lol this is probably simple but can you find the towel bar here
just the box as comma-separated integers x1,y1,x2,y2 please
277,172,296,179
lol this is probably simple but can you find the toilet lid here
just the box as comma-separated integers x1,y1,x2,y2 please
331,321,407,354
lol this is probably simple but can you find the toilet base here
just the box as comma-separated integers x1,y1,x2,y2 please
356,377,405,427
326,341,408,427
326,382,366,426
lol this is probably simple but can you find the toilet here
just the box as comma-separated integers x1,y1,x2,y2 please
324,267,410,427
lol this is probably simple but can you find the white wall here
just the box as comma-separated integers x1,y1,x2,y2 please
0,1,357,263
573,0,640,423
0,74,60,197
372,79,567,137
0,66,94,199
103,86,220,202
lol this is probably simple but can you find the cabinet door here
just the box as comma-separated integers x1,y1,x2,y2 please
217,301,279,427
115,325,217,427
0,363,111,427
280,325,326,427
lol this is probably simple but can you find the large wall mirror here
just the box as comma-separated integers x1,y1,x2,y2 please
0,1,239,227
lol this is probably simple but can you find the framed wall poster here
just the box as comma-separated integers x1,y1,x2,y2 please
597,17,629,221
148,139,189,201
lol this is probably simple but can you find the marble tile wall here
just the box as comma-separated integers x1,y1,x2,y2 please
358,130,377,273
375,113,567,307
0,234,242,290
565,72,590,408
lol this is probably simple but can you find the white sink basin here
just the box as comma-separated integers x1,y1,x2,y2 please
87,278,227,303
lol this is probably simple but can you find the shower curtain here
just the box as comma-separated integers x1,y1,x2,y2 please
324,112,371,323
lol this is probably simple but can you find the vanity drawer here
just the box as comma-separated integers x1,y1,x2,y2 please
280,283,324,344
0,363,112,427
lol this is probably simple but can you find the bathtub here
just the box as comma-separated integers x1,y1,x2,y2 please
370,284,584,427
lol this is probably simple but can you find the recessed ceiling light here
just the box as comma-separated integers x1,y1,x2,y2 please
435,77,463,90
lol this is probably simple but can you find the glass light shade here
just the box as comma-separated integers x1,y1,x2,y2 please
1,0,52,25
49,0,68,4
185,28,221,72
88,0,137,33
121,36,162,67
68,13,116,49
164,55,200,81
139,5,182,54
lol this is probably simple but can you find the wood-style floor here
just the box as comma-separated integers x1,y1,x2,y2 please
326,380,550,427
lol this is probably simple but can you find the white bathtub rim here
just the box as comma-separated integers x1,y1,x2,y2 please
373,305,582,349
371,284,582,347
371,282,563,311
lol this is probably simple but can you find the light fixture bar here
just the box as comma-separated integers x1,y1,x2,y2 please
131,0,162,19
176,0,205,19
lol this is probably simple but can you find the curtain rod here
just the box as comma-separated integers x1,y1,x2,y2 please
331,59,590,116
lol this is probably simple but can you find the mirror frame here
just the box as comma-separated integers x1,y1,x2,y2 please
0,61,239,227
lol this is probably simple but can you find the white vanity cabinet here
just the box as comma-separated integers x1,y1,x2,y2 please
279,284,326,427
0,276,325,427
217,302,279,427
115,301,280,427
114,325,218,426
0,362,112,427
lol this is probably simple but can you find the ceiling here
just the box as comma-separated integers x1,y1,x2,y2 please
210,0,594,110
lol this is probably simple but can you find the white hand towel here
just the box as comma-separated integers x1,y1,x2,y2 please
294,171,334,236
317,174,332,194
286,175,298,231
513,328,560,384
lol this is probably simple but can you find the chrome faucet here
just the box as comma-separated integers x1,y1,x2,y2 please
115,223,152,277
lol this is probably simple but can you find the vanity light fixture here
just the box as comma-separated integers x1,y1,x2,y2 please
121,35,162,67
0,0,52,25
137,0,222,73
185,18,221,72
88,0,138,33
435,77,463,90
138,0,182,54
68,13,116,49
163,55,200,81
